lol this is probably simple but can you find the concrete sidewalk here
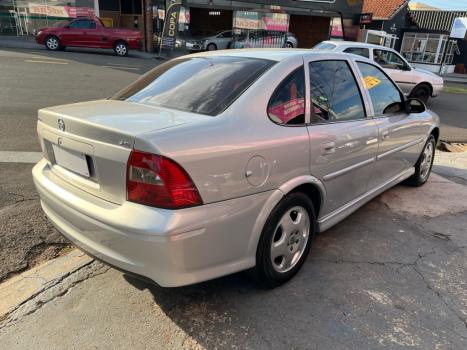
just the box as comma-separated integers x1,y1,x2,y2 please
441,72,467,85
433,150,467,185
0,35,156,59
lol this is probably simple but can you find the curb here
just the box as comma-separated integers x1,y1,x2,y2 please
0,249,93,317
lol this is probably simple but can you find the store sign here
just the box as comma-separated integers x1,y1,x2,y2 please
28,3,68,18
233,11,289,32
28,3,95,18
358,13,373,25
450,17,467,39
161,3,181,49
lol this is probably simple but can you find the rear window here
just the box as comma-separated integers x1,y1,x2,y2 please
313,42,337,50
111,56,276,116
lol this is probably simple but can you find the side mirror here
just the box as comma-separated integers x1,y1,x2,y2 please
406,98,425,114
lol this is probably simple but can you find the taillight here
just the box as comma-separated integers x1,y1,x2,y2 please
127,150,202,209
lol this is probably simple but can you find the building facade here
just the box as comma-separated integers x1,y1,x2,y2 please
2,0,365,53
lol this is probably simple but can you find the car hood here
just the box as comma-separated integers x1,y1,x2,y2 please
414,68,444,84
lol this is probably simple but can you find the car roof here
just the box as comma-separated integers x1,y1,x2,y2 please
183,48,370,62
319,40,396,51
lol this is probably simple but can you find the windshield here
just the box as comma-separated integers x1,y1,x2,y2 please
111,56,275,116
313,42,337,50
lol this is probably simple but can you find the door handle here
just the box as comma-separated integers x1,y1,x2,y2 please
381,131,389,140
321,141,336,155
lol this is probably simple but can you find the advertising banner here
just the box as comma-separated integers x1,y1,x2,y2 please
161,3,181,49
28,3,95,18
28,3,68,18
233,11,289,32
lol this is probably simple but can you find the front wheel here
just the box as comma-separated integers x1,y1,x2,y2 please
252,192,316,288
410,85,430,104
114,41,129,56
206,43,217,51
406,135,436,186
45,36,60,51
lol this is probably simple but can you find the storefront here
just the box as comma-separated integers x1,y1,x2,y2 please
0,0,97,35
399,10,467,74
151,0,364,53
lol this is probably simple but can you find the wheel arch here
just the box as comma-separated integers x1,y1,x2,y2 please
430,126,440,144
412,81,433,97
113,39,128,48
247,175,326,260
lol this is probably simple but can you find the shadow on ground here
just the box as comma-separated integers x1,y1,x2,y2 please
123,196,467,349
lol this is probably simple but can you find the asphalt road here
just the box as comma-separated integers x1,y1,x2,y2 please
426,86,467,142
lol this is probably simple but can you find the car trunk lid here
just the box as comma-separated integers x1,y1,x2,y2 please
37,99,208,205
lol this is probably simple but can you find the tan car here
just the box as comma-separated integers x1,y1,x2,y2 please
33,49,439,287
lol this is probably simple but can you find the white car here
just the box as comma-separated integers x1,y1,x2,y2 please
313,41,444,103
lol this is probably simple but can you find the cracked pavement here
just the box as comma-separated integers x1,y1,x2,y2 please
0,178,466,349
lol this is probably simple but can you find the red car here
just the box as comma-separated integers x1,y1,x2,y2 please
36,17,143,56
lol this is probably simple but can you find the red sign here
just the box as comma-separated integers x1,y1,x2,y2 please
268,98,305,124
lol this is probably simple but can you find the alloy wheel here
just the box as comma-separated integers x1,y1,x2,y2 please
115,43,127,56
46,37,59,50
270,206,310,273
420,141,434,180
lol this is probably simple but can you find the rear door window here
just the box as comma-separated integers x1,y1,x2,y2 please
343,47,370,58
267,67,305,125
308,60,366,123
112,56,275,116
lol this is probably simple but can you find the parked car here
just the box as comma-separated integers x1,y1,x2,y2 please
187,31,298,51
285,32,298,48
36,17,143,56
313,41,444,103
33,49,439,288
186,30,233,51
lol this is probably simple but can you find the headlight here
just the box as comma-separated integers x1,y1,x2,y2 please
37,31,42,36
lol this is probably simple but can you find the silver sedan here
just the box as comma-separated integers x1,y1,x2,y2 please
33,49,439,287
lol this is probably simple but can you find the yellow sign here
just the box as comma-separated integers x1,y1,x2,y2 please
363,76,381,89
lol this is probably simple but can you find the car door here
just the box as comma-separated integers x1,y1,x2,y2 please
355,61,426,188
372,48,415,95
60,19,86,46
215,31,232,49
304,57,379,215
78,19,102,47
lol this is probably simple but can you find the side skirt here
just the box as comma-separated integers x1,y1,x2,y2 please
317,167,415,232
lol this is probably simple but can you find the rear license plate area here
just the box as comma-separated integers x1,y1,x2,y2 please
52,144,90,177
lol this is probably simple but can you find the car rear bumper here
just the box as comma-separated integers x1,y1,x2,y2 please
33,159,271,287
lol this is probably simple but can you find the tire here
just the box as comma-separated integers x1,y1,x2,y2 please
45,36,60,51
252,192,316,288
406,135,436,187
114,41,129,56
410,84,430,104
286,41,294,48
206,43,217,51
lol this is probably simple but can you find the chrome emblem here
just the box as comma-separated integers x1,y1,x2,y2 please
58,118,65,131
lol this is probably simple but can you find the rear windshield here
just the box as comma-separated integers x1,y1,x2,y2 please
111,56,276,116
313,42,337,50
